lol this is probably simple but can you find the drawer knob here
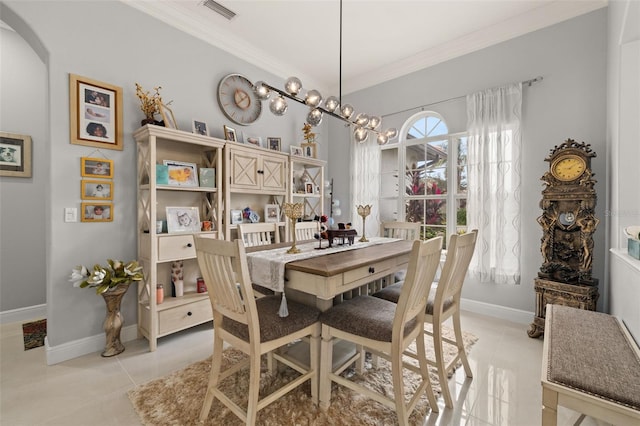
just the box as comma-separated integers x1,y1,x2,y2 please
369,266,375,274
187,311,192,316
186,243,193,248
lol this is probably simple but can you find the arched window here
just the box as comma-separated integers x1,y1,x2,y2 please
379,111,467,243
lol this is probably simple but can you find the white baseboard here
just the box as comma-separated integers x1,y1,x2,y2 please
0,304,46,324
45,324,139,365
461,298,533,325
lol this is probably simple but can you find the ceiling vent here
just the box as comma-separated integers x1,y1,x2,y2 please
202,0,236,20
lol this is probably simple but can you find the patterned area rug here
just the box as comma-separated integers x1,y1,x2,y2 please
129,326,477,425
22,318,46,350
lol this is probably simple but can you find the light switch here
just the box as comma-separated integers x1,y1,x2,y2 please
64,207,77,223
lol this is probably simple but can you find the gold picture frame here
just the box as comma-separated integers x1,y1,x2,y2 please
301,142,317,158
69,74,123,150
81,157,114,178
81,179,113,200
81,202,113,222
0,131,32,178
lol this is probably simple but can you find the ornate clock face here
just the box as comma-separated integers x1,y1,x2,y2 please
217,74,262,126
551,155,586,181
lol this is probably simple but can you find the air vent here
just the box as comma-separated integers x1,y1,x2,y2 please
202,0,236,20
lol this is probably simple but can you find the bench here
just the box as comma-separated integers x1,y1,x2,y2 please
542,304,640,425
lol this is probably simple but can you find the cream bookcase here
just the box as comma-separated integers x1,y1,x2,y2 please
135,125,224,351
287,155,326,239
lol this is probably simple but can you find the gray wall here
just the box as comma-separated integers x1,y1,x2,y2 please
331,8,608,314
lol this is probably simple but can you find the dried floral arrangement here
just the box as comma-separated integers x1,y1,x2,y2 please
135,83,164,121
302,123,317,143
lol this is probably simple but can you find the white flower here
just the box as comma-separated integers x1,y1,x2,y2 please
87,268,106,285
69,265,88,287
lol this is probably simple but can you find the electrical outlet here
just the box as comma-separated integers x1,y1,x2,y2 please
64,207,77,223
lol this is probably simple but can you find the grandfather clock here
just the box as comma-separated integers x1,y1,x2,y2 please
527,139,599,338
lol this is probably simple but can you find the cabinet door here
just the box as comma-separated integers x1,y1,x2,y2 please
230,150,260,190
262,155,287,192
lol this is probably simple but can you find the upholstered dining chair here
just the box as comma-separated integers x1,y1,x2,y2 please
381,221,421,241
373,229,478,408
238,222,280,247
194,237,320,425
318,237,444,423
294,220,320,241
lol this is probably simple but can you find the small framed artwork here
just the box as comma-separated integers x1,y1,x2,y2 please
243,134,263,148
290,146,304,157
69,74,123,150
192,119,208,136
230,209,243,225
305,182,314,194
81,179,113,200
223,125,237,142
166,206,201,233
301,142,317,158
264,204,280,223
81,202,113,222
81,157,114,178
160,103,178,130
267,137,281,151
163,160,199,187
0,131,32,178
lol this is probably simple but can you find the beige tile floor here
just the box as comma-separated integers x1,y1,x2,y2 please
0,311,609,425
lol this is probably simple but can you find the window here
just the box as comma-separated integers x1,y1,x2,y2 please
379,112,467,244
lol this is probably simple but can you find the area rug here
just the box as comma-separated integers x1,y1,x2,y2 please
22,318,46,350
129,326,477,425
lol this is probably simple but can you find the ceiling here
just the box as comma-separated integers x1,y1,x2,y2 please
124,0,607,96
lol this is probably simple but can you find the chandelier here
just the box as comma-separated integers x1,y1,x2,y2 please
252,0,398,145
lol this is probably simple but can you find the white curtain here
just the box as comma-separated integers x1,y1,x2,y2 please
466,83,522,285
350,130,381,237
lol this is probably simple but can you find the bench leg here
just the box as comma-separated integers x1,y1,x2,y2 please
542,387,558,426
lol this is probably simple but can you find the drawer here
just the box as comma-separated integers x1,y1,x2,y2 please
343,258,395,285
158,235,196,261
158,299,212,335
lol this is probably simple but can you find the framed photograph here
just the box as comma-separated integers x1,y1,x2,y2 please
267,137,281,151
81,179,113,200
192,119,208,136
264,204,280,223
81,202,113,222
290,146,304,157
223,125,237,142
163,160,199,187
305,182,314,194
230,209,243,225
166,206,201,233
69,74,123,150
160,103,178,130
243,133,263,148
301,142,317,158
0,132,32,178
81,157,114,178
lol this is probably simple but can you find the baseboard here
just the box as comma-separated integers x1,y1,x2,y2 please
0,304,46,324
45,323,139,365
460,298,533,325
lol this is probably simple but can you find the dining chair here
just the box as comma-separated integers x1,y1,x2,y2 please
238,222,280,247
294,220,320,241
372,229,478,408
318,237,443,423
381,221,421,241
194,237,321,425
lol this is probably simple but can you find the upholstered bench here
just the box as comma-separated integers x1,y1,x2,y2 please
541,304,640,426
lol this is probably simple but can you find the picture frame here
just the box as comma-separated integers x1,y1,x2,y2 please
301,142,317,158
290,146,304,157
223,125,237,142
81,179,113,200
160,103,178,130
243,133,263,148
69,74,123,150
192,119,208,136
305,182,315,194
81,202,113,222
264,204,280,223
166,206,201,233
81,157,114,178
267,137,281,151
230,209,243,225
163,160,199,187
0,131,32,178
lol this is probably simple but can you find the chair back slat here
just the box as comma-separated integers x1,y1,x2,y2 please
438,230,478,302
295,221,320,241
381,221,421,241
238,222,280,247
394,237,443,335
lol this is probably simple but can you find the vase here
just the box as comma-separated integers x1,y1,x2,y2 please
100,283,130,357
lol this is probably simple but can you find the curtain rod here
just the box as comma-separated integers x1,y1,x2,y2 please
382,76,543,119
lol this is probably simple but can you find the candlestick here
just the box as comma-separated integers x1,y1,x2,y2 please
356,204,372,242
283,202,304,254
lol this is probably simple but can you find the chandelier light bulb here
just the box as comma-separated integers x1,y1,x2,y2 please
385,128,398,140
305,89,323,107
306,108,323,126
377,133,389,145
333,207,342,217
355,113,370,127
332,199,340,207
368,116,381,129
354,126,369,143
284,76,302,96
324,96,340,112
253,81,270,100
269,95,288,116
341,104,355,119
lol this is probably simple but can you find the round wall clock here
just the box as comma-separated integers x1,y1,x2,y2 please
217,74,262,126
550,154,586,181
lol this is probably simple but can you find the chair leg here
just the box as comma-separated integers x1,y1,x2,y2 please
199,333,224,422
309,325,320,404
319,326,333,410
246,348,261,425
453,310,472,378
433,321,453,408
355,344,365,373
416,329,439,413
391,345,409,425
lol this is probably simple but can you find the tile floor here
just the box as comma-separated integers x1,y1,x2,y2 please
0,311,609,425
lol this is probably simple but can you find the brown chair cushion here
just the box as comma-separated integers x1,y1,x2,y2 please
223,296,319,343
372,282,453,314
319,296,417,342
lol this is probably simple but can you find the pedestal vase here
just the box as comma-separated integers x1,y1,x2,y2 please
101,283,130,357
